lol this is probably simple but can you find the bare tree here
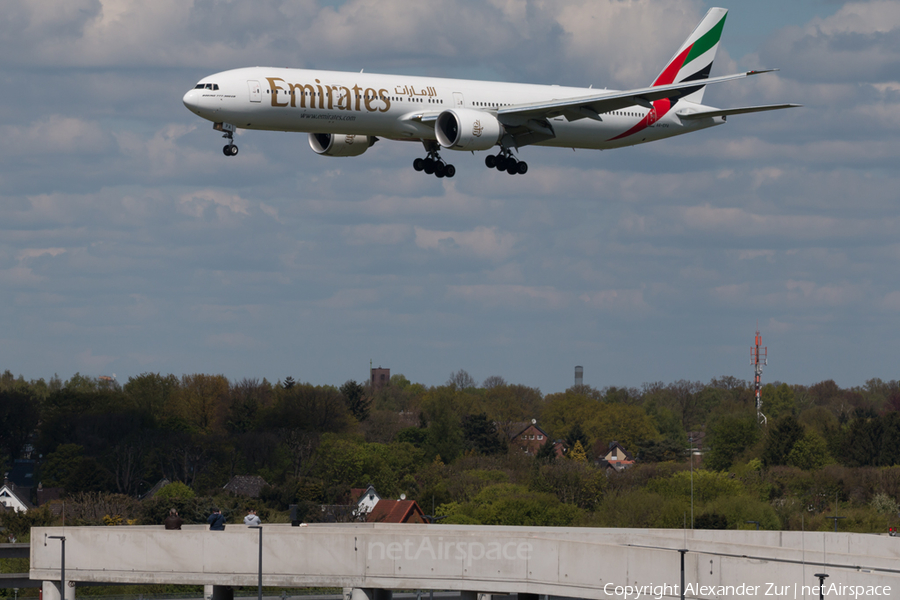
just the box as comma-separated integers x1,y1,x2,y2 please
482,375,507,390
447,370,477,390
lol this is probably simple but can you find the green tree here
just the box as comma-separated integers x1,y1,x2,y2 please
226,378,273,433
786,431,832,470
436,483,581,526
423,400,464,463
761,383,796,421
535,437,558,463
266,383,353,433
565,423,590,454
155,481,196,501
568,440,588,462
170,374,230,433
762,415,805,467
0,387,40,460
534,460,605,510
340,380,371,422
705,412,760,471
462,413,505,455
124,372,180,419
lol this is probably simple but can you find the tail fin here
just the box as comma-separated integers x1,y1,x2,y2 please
652,7,727,104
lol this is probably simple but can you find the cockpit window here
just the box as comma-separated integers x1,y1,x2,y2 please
195,84,205,89
193,83,220,90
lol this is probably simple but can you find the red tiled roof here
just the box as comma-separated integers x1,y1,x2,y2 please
365,500,425,524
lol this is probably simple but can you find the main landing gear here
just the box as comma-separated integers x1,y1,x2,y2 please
413,151,456,178
485,151,527,175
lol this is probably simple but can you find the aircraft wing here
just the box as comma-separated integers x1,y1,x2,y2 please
497,69,779,126
675,104,802,120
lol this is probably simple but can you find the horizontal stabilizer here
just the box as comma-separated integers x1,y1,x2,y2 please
677,103,801,120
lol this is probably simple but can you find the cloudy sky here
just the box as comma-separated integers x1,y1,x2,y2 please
2,0,898,393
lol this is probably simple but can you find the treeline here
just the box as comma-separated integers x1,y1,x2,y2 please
2,370,900,533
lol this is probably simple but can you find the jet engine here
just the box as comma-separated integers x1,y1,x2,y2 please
435,109,503,151
308,133,375,157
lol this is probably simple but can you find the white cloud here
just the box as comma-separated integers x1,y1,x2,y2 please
1,116,110,157
179,189,252,218
342,223,411,246
414,226,517,261
579,288,650,312
16,248,67,260
448,284,568,310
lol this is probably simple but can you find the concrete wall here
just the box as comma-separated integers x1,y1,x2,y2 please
30,524,900,600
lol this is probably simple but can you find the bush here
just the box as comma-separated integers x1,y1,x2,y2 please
592,489,689,528
646,469,743,503
156,481,196,500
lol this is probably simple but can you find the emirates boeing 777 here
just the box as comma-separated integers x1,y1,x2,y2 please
182,7,798,178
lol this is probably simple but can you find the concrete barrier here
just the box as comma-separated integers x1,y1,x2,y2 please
30,524,900,600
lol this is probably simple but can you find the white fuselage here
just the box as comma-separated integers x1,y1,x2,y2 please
182,67,724,151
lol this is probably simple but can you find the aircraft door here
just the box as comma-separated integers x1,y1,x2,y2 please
453,92,464,107
248,80,261,103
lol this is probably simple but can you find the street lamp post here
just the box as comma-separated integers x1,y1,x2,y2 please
813,573,829,600
249,526,262,600
689,436,694,529
46,535,66,600
826,516,846,533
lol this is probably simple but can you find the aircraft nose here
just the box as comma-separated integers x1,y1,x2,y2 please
183,89,200,113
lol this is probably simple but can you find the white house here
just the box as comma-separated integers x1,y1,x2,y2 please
351,485,380,517
0,482,33,513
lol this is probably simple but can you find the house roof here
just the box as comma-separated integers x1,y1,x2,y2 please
350,485,379,504
142,478,170,499
223,475,269,498
0,482,34,512
512,422,549,439
605,441,634,461
365,499,426,524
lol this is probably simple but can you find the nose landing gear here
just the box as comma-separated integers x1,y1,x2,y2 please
214,122,238,157
485,151,527,175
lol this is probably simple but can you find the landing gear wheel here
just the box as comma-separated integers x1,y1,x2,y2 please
444,164,456,178
413,158,425,171
229,144,238,156
223,145,231,156
507,161,519,175
495,156,508,171
434,163,446,178
516,161,528,174
485,155,497,169
423,159,435,175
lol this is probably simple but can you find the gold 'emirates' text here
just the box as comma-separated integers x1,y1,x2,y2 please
266,77,391,113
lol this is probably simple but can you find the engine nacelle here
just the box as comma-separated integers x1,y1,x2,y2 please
308,133,373,157
435,108,503,151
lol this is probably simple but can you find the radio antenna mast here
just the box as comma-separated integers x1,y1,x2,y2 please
751,325,768,426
